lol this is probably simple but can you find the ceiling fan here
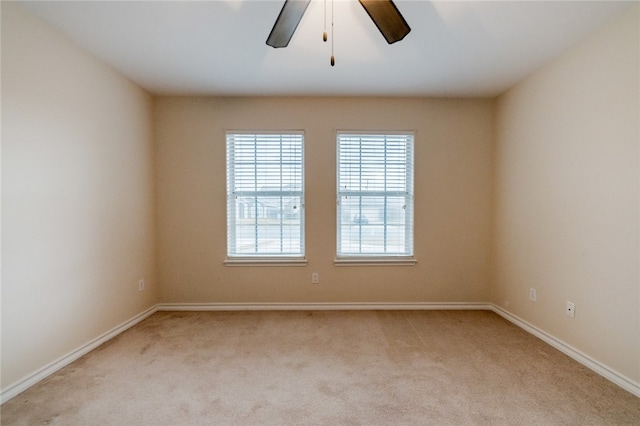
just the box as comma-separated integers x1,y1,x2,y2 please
266,0,411,49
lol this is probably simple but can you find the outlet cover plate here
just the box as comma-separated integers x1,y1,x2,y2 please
566,301,575,318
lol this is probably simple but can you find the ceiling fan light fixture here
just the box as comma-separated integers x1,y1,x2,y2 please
266,0,410,67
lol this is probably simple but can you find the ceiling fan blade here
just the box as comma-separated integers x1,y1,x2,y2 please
358,0,411,44
266,0,311,48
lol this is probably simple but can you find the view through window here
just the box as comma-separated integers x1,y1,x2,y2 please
226,132,304,257
337,132,414,257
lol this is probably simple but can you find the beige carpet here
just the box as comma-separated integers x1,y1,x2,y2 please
2,310,639,425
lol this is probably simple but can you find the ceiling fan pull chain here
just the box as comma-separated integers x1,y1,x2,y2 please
330,0,335,66
323,0,327,42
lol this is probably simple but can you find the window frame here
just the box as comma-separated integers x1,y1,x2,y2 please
335,131,416,266
224,131,307,266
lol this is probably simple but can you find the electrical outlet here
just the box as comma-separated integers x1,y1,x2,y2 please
566,301,575,318
529,288,537,302
138,279,145,292
311,273,319,284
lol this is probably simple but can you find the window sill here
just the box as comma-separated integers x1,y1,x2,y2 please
224,257,308,267
333,257,417,267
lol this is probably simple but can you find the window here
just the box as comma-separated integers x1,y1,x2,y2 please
336,132,414,261
226,132,304,262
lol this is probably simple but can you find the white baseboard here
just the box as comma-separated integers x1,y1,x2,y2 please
0,305,158,404
3,302,638,404
491,305,640,398
155,302,493,311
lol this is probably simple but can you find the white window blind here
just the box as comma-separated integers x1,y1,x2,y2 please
337,132,414,257
226,132,304,257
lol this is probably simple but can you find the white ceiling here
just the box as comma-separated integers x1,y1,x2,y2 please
19,0,634,97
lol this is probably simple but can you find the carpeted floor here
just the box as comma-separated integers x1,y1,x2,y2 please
2,310,639,425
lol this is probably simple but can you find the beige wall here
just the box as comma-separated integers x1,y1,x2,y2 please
155,97,494,304
1,3,157,389
492,5,639,382
3,0,638,402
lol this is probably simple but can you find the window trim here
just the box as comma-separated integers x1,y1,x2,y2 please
225,130,305,263
224,257,308,267
335,130,415,263
333,257,417,267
